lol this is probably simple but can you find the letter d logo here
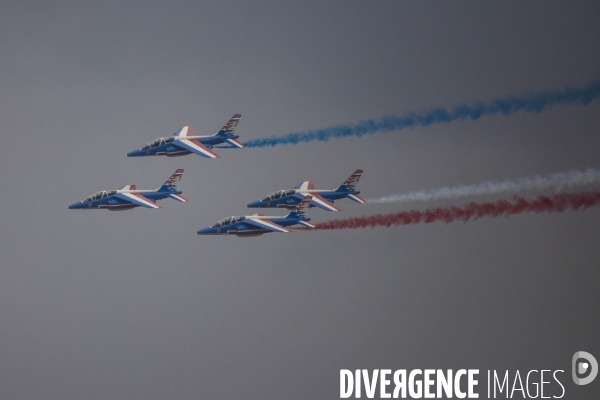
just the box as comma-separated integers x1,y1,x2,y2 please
572,351,598,385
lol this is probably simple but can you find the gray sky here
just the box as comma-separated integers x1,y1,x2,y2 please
1,1,599,399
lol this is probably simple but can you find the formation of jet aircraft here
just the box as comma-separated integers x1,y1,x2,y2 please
127,114,244,159
70,113,366,236
68,169,186,210
197,196,315,237
247,169,365,211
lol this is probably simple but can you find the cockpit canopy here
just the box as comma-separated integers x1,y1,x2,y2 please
211,216,245,228
82,190,117,202
260,189,295,202
140,137,175,150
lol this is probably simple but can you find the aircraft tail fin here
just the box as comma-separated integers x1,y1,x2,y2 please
286,195,312,219
158,169,184,192
335,169,363,192
215,114,241,137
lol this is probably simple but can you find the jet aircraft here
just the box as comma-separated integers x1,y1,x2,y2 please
127,114,244,158
247,169,365,212
68,169,187,210
198,196,315,237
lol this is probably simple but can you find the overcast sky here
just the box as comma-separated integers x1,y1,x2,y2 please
1,1,599,399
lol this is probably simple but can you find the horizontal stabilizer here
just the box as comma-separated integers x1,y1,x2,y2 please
168,193,187,202
297,220,315,228
226,138,245,148
346,194,366,204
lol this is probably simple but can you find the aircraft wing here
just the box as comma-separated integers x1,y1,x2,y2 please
294,192,340,211
173,126,194,137
118,184,137,190
294,181,314,190
175,139,220,158
243,218,290,233
113,193,162,209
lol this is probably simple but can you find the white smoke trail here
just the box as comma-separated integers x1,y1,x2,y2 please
366,169,600,204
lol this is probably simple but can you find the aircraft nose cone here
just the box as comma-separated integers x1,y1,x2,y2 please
197,227,211,235
247,200,261,208
68,202,82,209
127,150,139,157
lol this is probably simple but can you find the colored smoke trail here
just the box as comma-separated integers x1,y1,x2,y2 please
303,192,600,230
245,81,600,148
367,169,600,204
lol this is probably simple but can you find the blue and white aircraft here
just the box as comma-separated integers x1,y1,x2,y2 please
68,169,187,210
198,196,315,237
127,114,244,159
247,169,365,212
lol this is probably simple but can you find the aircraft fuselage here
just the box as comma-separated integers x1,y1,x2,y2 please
247,189,360,209
68,189,183,210
127,135,240,157
197,215,311,236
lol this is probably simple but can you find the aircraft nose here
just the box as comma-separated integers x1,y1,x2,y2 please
197,227,212,235
127,149,141,157
68,202,82,209
247,200,261,208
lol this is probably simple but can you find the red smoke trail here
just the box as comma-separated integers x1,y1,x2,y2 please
308,192,600,230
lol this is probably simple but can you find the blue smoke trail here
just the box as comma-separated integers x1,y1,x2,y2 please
245,80,600,148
